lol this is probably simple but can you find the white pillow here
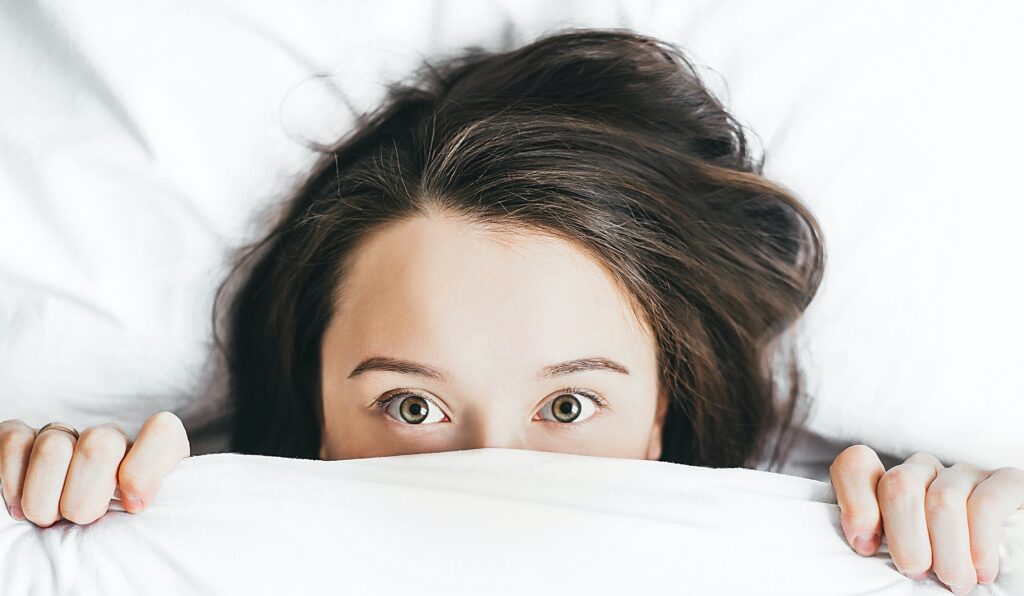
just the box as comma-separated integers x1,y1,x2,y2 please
1,0,1020,469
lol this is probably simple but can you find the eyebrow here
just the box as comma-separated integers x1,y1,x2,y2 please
347,356,630,381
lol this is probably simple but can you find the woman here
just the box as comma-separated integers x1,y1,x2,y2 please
0,28,1018,595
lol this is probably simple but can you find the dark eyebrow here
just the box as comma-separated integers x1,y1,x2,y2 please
347,356,630,381
348,356,447,381
538,357,630,379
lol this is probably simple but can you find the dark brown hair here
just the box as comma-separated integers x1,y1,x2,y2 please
212,27,825,470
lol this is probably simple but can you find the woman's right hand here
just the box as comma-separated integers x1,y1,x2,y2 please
0,411,190,527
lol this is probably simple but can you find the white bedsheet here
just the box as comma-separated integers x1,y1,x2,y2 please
1,448,1020,595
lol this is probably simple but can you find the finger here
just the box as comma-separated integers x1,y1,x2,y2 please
830,444,886,555
117,411,190,513
0,420,36,521
967,467,1024,586
926,462,988,595
21,425,79,527
877,452,944,580
58,423,131,525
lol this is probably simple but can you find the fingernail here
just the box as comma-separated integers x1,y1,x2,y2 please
977,570,997,585
853,533,878,555
7,503,23,521
903,569,930,581
949,584,975,596
123,494,143,511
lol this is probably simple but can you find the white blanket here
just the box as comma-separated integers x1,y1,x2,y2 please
1,448,1020,595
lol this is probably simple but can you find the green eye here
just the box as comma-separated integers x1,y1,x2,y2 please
538,388,605,424
373,387,607,427
375,392,447,425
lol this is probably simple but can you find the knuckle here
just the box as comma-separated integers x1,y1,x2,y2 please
832,444,876,470
76,429,127,462
949,461,979,474
905,451,944,471
32,433,74,459
925,488,961,517
143,411,190,457
95,421,128,434
0,419,31,435
909,451,939,463
992,466,1024,484
0,428,32,454
877,470,914,500
148,411,185,437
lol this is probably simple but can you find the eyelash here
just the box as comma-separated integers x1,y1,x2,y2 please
372,386,609,424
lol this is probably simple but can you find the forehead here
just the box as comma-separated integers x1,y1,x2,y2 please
330,214,655,375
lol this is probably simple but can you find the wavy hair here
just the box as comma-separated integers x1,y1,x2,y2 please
212,27,825,470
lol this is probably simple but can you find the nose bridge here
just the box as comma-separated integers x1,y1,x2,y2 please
463,425,528,451
458,399,529,451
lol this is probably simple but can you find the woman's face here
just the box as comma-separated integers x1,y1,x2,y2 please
319,213,668,461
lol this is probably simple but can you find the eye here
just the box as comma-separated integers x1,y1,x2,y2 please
372,387,608,427
537,388,607,425
373,391,447,426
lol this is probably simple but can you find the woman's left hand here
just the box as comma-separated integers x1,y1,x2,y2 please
829,445,1024,595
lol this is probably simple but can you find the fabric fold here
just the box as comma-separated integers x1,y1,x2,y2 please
1,448,1019,595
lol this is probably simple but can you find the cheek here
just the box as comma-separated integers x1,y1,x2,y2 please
527,411,654,460
321,399,431,460
320,397,365,459
528,434,648,460
321,414,377,460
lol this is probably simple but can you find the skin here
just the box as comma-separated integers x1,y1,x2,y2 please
830,446,1024,595
0,412,189,526
318,214,669,461
0,213,1019,596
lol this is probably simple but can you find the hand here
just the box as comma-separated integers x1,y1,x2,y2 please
0,411,190,527
830,444,1024,595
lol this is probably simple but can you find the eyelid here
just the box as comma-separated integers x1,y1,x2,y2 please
373,389,449,428
558,386,608,407
537,386,607,427
373,388,448,415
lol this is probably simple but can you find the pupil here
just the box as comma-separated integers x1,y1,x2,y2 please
553,395,580,423
400,397,428,424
